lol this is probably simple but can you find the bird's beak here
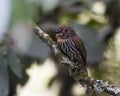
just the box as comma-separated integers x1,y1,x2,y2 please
53,30,59,34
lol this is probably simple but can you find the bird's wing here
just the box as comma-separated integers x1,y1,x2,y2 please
71,36,87,65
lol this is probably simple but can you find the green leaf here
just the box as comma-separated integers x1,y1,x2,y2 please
7,47,22,78
72,23,105,64
10,0,32,27
0,55,9,96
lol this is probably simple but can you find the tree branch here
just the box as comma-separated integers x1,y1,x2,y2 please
33,25,120,96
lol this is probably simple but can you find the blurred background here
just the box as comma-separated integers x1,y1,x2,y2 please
0,0,120,96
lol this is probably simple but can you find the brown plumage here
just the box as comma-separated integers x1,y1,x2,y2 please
54,26,88,76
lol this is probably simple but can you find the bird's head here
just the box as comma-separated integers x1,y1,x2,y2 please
54,26,76,40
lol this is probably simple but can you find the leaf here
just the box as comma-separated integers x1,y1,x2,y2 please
10,0,32,27
25,34,50,60
0,54,9,96
7,47,22,78
72,23,105,64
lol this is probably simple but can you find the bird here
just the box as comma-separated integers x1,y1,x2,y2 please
54,26,88,79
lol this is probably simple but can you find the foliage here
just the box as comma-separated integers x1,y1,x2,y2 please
0,0,120,96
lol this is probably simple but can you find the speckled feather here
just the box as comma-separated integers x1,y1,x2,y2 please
55,26,87,75
57,36,86,66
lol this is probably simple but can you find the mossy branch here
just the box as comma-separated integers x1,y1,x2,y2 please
33,24,120,96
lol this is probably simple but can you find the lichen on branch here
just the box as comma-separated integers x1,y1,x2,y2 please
32,24,120,96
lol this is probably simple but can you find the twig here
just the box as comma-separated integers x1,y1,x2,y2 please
33,24,120,96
